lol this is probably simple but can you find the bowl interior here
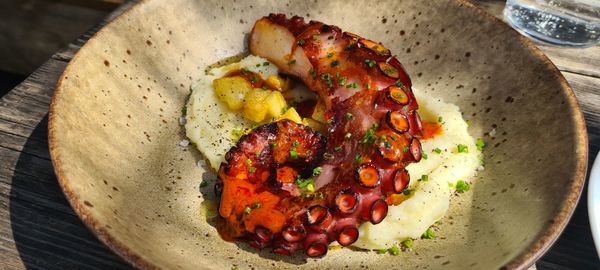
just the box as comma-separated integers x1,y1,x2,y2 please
49,0,587,269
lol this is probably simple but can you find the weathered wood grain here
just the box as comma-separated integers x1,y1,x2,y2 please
562,71,600,147
0,0,112,75
0,0,598,269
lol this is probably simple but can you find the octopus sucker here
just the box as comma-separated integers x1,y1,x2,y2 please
216,14,423,257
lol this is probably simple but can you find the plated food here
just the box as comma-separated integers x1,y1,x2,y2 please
49,0,587,268
185,14,481,257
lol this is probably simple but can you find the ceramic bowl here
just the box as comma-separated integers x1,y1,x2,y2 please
48,0,588,269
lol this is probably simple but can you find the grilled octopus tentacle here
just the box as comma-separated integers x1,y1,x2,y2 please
216,14,423,258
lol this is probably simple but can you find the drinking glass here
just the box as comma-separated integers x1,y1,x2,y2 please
504,0,600,47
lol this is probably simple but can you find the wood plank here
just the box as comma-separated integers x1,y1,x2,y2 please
538,46,600,78
2,198,130,270
563,71,600,147
0,1,597,269
0,118,47,143
0,146,56,182
0,126,50,160
0,0,111,74
0,59,65,128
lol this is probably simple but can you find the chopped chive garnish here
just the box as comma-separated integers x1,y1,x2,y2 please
364,59,376,68
313,167,322,176
401,239,413,249
422,153,428,160
395,79,406,89
384,141,392,149
455,180,470,193
321,73,333,88
433,148,442,154
248,166,256,173
309,69,317,79
289,148,298,159
476,138,486,151
346,112,353,119
360,125,378,144
457,144,468,153
293,140,300,147
296,178,315,192
422,228,436,239
297,39,305,46
244,207,251,214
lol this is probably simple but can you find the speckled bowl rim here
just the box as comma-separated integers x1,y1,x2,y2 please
47,0,589,269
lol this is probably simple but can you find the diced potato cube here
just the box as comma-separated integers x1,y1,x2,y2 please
311,100,327,123
243,89,271,122
302,118,325,133
265,75,292,91
278,107,302,124
212,76,252,111
266,91,287,118
265,75,283,91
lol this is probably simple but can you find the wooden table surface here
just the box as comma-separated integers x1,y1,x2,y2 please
0,1,599,269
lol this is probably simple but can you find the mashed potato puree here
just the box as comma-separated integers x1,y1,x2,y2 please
185,55,480,250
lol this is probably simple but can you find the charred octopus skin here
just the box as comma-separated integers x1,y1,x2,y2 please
216,14,423,258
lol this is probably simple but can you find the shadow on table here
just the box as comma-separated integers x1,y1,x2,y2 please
9,116,132,270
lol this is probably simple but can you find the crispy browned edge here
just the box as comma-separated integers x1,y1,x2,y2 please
47,0,588,269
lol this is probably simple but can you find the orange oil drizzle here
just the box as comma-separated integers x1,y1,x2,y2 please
421,121,443,140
